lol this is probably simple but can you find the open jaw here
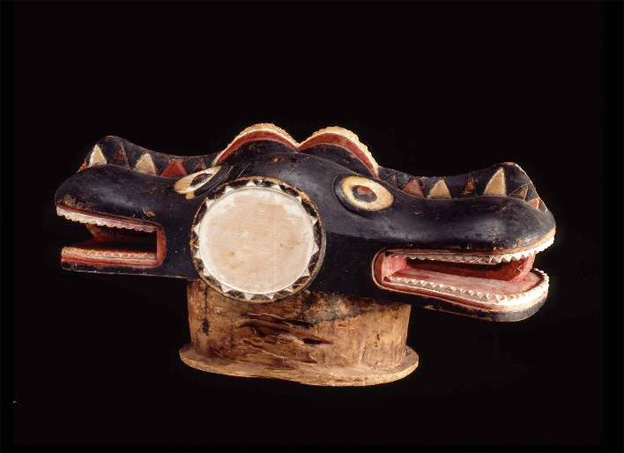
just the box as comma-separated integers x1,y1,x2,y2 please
373,230,555,316
56,205,166,268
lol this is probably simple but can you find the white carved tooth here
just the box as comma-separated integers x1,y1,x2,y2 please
245,180,257,187
223,186,234,194
243,292,254,301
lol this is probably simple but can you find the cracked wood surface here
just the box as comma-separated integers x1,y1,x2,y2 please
181,279,418,386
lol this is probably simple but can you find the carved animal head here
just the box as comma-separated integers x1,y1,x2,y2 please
55,124,555,321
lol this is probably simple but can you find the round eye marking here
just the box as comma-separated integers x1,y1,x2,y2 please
174,166,226,199
352,184,377,203
337,175,394,212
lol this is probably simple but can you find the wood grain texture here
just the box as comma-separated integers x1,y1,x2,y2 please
180,280,418,386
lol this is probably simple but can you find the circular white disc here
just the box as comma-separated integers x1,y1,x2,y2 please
197,186,317,296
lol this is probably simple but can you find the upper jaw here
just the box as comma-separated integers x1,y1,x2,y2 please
386,229,555,265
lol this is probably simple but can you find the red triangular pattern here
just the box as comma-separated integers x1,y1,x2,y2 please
160,159,187,178
402,178,424,197
112,146,129,167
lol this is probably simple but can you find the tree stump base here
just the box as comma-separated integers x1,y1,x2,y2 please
180,280,419,386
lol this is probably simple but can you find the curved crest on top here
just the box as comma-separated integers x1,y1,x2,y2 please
299,126,379,177
212,123,380,177
212,123,299,166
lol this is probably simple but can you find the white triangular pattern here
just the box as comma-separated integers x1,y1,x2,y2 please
483,168,507,196
88,144,107,167
134,153,157,175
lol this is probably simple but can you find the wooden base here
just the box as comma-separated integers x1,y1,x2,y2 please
181,280,419,386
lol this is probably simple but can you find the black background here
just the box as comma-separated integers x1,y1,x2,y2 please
6,1,616,449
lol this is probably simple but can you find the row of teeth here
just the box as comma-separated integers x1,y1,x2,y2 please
56,206,157,233
387,268,548,306
61,247,156,260
388,236,554,265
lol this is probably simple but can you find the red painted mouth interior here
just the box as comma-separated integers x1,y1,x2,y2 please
374,252,542,297
57,205,165,268
380,254,535,283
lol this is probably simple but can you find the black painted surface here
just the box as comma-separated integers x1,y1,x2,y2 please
55,141,555,303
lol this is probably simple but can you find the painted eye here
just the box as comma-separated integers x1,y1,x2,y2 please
337,175,394,211
174,166,225,199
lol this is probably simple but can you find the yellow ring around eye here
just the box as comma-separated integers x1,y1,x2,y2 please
340,175,393,211
174,166,221,199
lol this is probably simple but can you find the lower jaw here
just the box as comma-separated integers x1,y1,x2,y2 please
61,242,160,268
